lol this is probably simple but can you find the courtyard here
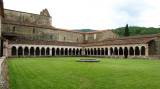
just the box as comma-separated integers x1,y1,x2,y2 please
9,57,160,89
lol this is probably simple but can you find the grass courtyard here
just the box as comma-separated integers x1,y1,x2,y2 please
9,57,160,89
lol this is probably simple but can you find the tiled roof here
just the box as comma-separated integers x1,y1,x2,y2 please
9,40,83,46
8,37,153,47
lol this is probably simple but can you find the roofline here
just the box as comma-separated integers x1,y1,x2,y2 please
4,9,51,18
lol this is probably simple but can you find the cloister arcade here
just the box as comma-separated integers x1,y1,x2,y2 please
9,44,148,58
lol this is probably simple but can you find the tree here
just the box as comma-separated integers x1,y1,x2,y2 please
124,24,129,36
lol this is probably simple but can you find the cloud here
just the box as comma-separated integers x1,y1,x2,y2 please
3,0,160,29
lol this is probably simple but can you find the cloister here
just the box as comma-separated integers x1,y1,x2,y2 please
8,44,148,59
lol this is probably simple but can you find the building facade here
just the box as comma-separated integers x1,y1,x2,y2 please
0,1,160,59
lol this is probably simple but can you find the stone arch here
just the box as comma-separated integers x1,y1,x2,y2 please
69,48,72,55
101,48,104,55
130,47,134,55
85,48,87,55
24,47,29,55
18,46,23,56
76,49,79,55
52,48,55,56
65,48,68,55
124,47,128,58
98,48,100,55
11,46,16,56
110,47,113,55
105,48,108,55
135,46,140,55
30,47,34,55
36,47,40,56
88,48,90,55
56,48,60,55
91,48,93,55
94,48,97,55
114,47,118,55
61,48,64,55
141,46,145,55
80,49,82,55
46,48,50,55
119,47,123,55
41,47,45,55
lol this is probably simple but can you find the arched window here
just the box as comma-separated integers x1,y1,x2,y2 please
13,26,16,31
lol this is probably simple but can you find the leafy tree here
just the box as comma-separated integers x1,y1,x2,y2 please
124,24,129,36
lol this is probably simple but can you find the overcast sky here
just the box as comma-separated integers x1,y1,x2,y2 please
3,0,160,30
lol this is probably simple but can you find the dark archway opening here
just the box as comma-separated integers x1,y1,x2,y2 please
30,47,34,55
41,48,45,55
12,46,16,56
119,47,123,55
18,47,23,56
24,47,29,55
135,47,140,55
141,46,145,55
114,47,118,55
46,48,50,55
65,48,68,55
36,47,40,56
52,48,55,56
110,48,113,55
98,48,100,55
101,48,104,55
105,48,108,55
61,48,64,55
130,47,134,55
124,47,128,58
56,48,60,55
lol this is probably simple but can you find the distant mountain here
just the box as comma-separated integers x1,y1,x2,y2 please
73,29,97,32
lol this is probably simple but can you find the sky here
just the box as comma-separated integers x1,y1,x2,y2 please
3,0,160,30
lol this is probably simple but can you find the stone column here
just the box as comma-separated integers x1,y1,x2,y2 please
145,45,149,59
55,49,56,56
50,49,52,56
34,48,36,56
28,48,30,56
108,49,110,56
39,48,41,56
22,48,24,56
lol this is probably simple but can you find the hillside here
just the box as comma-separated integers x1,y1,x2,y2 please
113,26,160,37
73,27,160,37
74,29,97,32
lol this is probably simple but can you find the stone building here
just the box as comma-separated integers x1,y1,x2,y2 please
0,1,160,59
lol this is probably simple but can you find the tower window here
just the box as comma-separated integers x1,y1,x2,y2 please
94,34,96,39
13,26,16,31
64,37,65,41
77,38,78,42
33,28,35,33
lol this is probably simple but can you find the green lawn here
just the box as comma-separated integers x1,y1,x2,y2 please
9,57,160,89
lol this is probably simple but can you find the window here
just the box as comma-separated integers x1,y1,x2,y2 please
13,26,15,31
33,28,35,33
64,37,65,41
94,34,96,39
77,38,78,42
85,35,88,40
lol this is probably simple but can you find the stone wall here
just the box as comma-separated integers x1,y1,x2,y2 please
84,30,118,43
4,9,52,26
1,24,85,43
